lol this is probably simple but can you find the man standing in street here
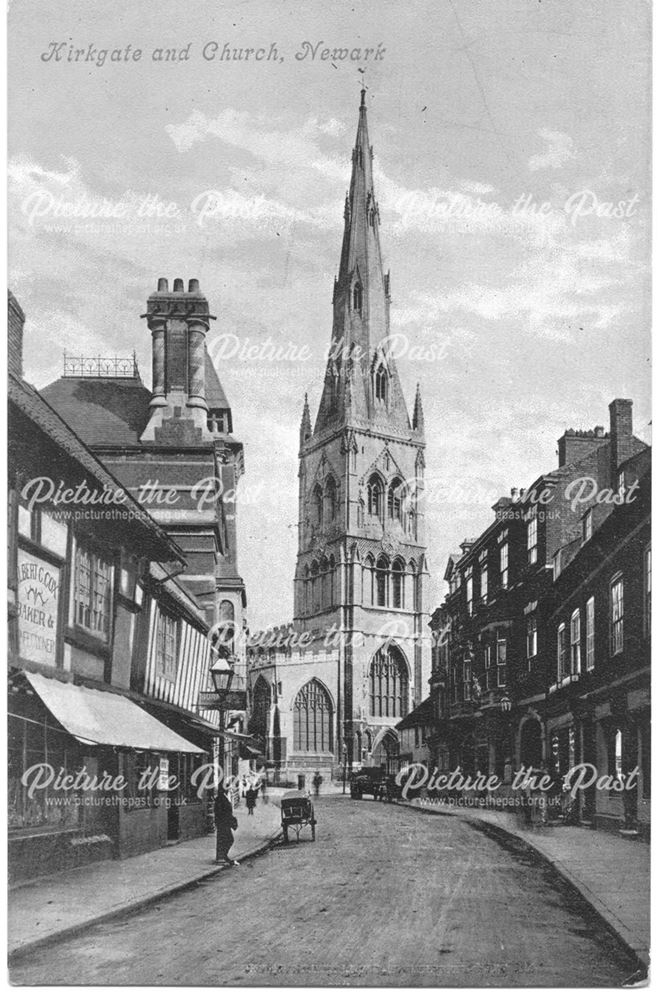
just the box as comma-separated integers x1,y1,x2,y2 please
214,789,239,866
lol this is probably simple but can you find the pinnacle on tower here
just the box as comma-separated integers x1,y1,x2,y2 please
412,383,425,434
299,393,312,446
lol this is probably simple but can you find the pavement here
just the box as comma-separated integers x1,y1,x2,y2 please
10,795,639,987
399,796,650,973
8,791,284,959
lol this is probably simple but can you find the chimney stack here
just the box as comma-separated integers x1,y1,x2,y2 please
609,398,634,473
140,278,216,442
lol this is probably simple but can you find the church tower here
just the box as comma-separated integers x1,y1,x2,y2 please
293,91,430,771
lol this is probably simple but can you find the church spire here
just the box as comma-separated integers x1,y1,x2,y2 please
310,92,418,441
332,88,389,359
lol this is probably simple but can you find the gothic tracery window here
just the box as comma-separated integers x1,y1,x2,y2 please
324,475,337,523
369,646,408,718
367,474,383,519
312,484,323,525
392,558,405,609
388,477,404,521
353,283,363,313
376,555,389,607
375,365,388,403
293,680,333,752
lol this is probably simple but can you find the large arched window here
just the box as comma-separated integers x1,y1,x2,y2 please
392,558,405,609
388,478,404,521
375,365,388,403
376,555,389,607
293,680,333,752
324,475,337,524
374,732,399,775
250,676,271,747
367,474,383,519
312,484,323,525
369,645,408,718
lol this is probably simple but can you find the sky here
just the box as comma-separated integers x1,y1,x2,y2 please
8,0,651,629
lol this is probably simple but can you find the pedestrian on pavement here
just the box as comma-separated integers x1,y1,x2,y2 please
214,789,239,866
312,771,323,797
245,786,258,815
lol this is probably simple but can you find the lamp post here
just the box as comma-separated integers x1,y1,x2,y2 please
210,658,235,865
342,741,348,795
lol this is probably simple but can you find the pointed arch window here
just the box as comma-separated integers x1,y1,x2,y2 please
312,484,323,525
324,475,337,524
293,680,333,752
353,283,363,313
369,646,408,718
392,558,405,609
250,676,271,747
367,474,383,519
375,365,388,403
363,554,375,605
388,478,404,521
376,555,389,607
374,732,399,775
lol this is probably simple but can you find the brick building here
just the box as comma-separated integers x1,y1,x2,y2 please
8,292,221,882
428,399,650,836
39,278,249,779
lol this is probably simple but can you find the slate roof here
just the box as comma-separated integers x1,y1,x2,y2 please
9,373,182,562
41,346,231,447
40,375,151,446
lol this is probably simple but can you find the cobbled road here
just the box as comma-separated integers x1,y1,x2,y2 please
10,796,637,987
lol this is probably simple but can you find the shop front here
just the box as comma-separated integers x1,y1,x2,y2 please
8,670,206,882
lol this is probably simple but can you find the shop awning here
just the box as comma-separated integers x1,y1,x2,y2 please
26,672,205,753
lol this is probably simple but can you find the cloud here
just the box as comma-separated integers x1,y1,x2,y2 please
528,129,577,171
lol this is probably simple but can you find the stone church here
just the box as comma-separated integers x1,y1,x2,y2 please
249,91,430,782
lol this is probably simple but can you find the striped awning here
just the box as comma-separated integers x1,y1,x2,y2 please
26,672,205,753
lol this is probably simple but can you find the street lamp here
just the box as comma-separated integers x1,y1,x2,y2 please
342,741,348,795
210,657,235,865
210,657,235,697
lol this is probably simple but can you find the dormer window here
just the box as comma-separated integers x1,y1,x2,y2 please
375,364,387,403
353,283,363,313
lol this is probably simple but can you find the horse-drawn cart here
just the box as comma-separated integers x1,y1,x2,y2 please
280,790,316,843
